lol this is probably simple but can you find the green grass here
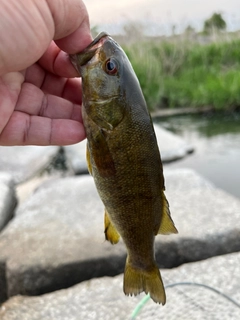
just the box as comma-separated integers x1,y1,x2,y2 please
122,37,240,111
124,43,163,111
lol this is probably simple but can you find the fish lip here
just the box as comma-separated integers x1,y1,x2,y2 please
70,32,110,69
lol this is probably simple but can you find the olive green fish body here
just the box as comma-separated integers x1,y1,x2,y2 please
70,33,177,304
85,104,162,250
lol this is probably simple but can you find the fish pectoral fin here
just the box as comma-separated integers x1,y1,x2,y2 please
91,130,116,177
157,192,178,235
104,209,120,244
86,143,92,175
124,258,166,305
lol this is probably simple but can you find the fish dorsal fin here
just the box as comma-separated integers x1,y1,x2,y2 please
157,192,178,235
104,209,120,244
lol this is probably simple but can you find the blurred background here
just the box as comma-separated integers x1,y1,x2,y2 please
87,0,240,36
1,2,240,319
87,0,240,200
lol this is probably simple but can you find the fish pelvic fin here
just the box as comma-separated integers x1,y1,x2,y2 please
104,209,120,244
157,192,178,235
123,258,166,305
86,143,92,175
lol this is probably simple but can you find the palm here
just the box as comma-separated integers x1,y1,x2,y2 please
0,0,92,146
0,45,85,146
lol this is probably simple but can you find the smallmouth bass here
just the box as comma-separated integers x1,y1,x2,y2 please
70,32,178,304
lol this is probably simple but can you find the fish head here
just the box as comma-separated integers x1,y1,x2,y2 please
70,32,146,130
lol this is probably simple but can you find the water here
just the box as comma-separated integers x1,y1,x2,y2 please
155,112,240,199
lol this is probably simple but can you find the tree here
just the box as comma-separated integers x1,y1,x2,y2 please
123,22,144,39
184,25,195,35
203,13,227,34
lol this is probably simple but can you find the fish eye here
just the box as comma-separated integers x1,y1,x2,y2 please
104,58,118,75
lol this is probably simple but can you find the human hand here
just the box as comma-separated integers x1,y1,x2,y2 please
0,0,92,146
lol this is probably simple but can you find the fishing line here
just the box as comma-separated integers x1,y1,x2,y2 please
130,282,240,319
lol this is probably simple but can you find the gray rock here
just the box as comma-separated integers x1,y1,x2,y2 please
0,146,60,183
0,175,124,303
154,125,194,162
64,125,194,174
0,252,240,320
0,169,240,302
0,173,17,232
64,140,88,174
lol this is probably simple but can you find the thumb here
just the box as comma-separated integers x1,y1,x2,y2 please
0,0,91,75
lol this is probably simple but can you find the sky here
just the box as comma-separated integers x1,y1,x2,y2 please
85,0,240,35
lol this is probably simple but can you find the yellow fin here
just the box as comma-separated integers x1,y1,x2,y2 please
86,143,92,175
124,258,166,305
158,192,178,235
104,209,120,244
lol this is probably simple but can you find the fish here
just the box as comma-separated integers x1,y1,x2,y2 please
70,32,178,305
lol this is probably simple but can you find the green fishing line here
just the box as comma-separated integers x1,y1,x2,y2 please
130,282,240,319
130,293,151,319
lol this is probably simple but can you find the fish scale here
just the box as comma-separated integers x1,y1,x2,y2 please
70,32,178,305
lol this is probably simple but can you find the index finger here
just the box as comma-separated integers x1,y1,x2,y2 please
0,0,92,75
38,1,92,78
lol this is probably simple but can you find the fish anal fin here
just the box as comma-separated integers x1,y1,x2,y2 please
86,143,92,175
157,192,178,235
124,258,166,305
104,209,120,244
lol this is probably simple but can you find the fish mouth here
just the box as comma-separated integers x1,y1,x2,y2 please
70,32,109,69
87,96,119,104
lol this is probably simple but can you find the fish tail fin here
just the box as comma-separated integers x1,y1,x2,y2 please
123,258,166,305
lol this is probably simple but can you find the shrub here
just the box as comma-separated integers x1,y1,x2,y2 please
122,36,240,111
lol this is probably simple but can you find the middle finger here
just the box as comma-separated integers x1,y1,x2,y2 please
25,63,82,104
